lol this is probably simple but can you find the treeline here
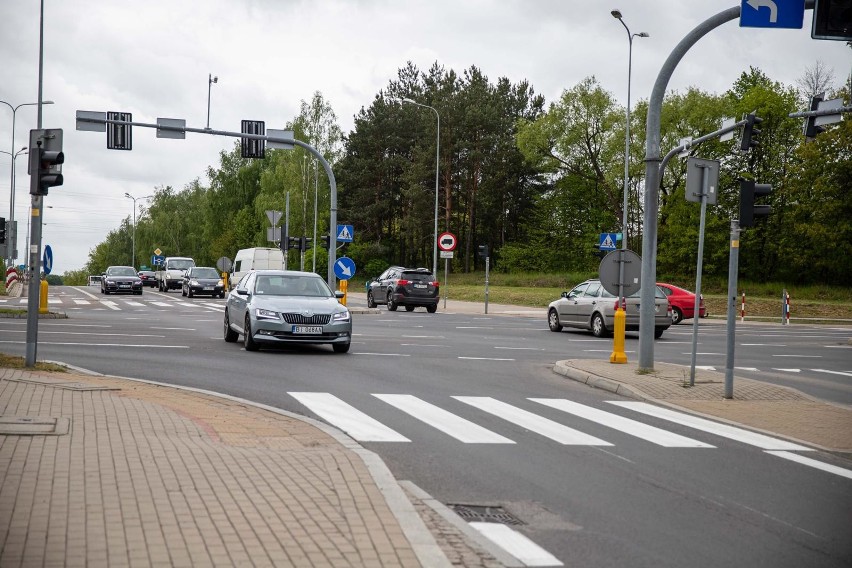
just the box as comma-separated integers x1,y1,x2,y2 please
76,62,850,286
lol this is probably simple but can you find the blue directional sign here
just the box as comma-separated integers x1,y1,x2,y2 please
599,233,618,251
42,245,53,275
333,256,356,280
740,0,805,29
152,254,165,266
336,224,354,243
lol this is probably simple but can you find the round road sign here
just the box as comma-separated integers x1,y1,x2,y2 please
438,232,457,252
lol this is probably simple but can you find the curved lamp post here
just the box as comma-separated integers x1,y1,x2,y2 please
1,99,54,265
611,10,648,250
124,193,153,268
400,97,440,276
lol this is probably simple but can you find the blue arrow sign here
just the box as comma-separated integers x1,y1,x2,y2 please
599,233,618,251
740,0,804,29
336,224,354,243
333,256,356,280
42,245,53,275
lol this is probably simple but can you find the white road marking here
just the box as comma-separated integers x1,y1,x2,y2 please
375,394,514,444
353,352,411,357
124,301,145,307
100,301,121,311
609,402,812,451
812,368,852,378
148,301,172,307
530,399,713,448
773,354,821,358
289,392,409,442
741,343,786,347
765,451,852,480
494,346,545,351
455,397,611,446
470,523,563,567
735,367,759,372
0,341,188,348
73,299,90,305
773,368,801,373
458,357,515,361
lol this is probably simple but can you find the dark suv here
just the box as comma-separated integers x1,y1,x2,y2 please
367,267,439,313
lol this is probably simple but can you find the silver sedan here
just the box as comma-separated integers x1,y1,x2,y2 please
224,270,352,353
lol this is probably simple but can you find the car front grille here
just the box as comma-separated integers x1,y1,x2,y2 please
281,313,331,325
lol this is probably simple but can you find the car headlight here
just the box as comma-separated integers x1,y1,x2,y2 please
217,279,224,286
255,308,279,320
332,310,351,322
190,279,199,286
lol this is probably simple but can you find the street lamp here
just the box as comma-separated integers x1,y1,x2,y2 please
124,193,153,268
1,99,54,265
610,10,648,250
399,97,440,276
206,74,218,130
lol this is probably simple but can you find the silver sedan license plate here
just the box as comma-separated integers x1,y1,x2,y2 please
293,325,323,334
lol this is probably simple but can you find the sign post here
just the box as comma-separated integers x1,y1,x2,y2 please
438,232,457,309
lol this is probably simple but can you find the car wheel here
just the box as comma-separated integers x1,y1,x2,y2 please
405,305,415,312
224,310,238,342
654,327,665,339
426,304,437,314
332,342,351,354
367,291,376,308
188,289,194,298
671,307,683,325
591,313,609,338
182,287,187,297
243,315,259,351
387,293,397,311
548,309,563,332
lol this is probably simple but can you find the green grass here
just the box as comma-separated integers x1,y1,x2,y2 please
0,353,67,372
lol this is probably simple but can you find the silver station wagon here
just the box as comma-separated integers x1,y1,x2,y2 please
224,270,352,353
547,279,672,339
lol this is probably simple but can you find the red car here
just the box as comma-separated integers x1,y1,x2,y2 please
657,282,706,325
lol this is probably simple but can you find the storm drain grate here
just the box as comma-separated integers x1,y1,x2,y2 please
0,416,70,436
449,504,525,526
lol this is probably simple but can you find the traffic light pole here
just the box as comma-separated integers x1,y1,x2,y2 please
25,166,44,366
724,220,741,399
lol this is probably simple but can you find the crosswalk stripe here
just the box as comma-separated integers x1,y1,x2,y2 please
375,394,514,444
765,451,852,480
200,302,223,309
609,401,812,451
124,301,144,307
454,397,611,446
100,301,121,311
529,398,713,448
288,392,409,442
149,301,172,307
73,299,90,305
470,523,563,567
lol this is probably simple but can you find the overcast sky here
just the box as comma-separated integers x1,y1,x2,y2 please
1,0,849,275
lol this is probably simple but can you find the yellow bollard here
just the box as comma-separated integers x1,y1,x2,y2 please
222,271,229,292
39,280,49,314
339,279,348,306
609,306,627,363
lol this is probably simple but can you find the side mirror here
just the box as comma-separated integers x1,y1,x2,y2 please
561,291,569,299
334,291,345,299
236,289,248,296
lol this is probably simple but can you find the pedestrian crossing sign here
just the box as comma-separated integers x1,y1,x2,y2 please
336,224,354,243
599,233,617,251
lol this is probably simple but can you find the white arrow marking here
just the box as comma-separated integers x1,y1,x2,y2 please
335,259,352,277
747,0,778,23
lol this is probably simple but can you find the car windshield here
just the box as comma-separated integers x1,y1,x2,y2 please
254,275,332,297
108,267,137,277
167,260,194,270
192,268,220,279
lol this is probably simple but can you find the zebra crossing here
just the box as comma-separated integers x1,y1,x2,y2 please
288,392,852,479
0,295,225,312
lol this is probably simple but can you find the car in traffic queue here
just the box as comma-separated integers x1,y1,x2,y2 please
224,270,351,353
182,266,225,298
657,282,706,325
137,270,157,287
366,266,440,312
101,266,143,295
547,278,672,339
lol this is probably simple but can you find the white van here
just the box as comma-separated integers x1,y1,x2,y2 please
230,247,285,285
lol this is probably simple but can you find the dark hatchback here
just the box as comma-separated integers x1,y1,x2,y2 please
101,266,143,295
367,266,439,312
182,266,225,298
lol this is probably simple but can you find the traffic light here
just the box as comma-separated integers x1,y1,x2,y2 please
320,235,330,249
739,113,762,152
477,244,489,259
298,236,312,252
0,217,5,244
803,93,826,140
811,0,852,41
739,178,772,227
31,146,65,196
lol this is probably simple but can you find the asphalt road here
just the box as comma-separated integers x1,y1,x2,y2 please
1,286,850,567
